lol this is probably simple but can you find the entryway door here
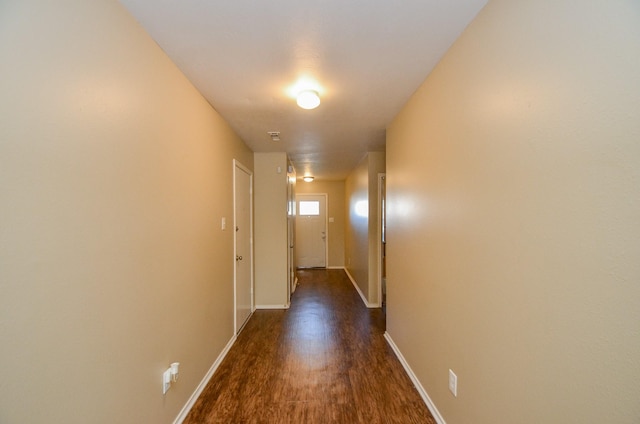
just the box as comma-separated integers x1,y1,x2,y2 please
234,160,253,334
296,194,327,268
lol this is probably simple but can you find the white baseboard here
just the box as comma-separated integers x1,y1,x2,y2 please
384,332,446,424
255,304,290,310
173,335,237,424
343,267,377,308
326,266,344,269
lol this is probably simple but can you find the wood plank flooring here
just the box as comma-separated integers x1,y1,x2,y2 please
183,269,435,424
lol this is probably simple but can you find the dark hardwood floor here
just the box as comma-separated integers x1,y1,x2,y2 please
183,269,435,423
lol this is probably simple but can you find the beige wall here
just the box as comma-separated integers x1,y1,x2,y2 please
296,180,346,268
367,152,385,305
254,153,289,307
346,157,370,300
0,1,253,423
345,152,385,306
386,1,640,423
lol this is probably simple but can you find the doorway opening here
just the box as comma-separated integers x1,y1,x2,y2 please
378,173,386,316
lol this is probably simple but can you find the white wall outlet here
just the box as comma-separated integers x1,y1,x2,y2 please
449,369,458,397
162,368,172,394
221,217,226,230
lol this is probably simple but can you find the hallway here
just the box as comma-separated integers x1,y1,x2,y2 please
184,269,435,423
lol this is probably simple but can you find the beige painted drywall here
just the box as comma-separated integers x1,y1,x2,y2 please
254,152,289,308
367,152,385,305
386,1,640,423
0,1,253,423
345,152,385,305
296,180,346,268
346,157,371,300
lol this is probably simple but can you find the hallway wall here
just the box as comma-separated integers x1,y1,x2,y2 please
0,1,253,423
386,0,640,423
345,152,385,306
254,152,289,308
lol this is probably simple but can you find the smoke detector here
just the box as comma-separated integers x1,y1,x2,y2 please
267,131,280,142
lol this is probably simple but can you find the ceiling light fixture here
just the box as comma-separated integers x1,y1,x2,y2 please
296,90,320,110
303,176,314,182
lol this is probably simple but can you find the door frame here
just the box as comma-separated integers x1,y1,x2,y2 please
377,173,386,309
287,168,296,299
295,193,328,268
233,159,254,334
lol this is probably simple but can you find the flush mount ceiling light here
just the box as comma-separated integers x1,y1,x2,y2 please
296,90,320,110
303,176,314,182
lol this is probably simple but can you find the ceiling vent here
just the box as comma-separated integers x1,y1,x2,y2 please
267,131,280,142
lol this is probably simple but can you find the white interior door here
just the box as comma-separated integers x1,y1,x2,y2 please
234,161,252,333
296,194,327,268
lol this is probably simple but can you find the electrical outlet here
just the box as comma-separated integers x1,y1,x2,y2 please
449,369,458,397
163,368,172,394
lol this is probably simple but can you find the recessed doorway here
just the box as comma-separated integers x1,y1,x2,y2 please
295,194,327,268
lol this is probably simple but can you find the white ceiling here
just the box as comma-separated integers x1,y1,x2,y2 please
119,0,487,180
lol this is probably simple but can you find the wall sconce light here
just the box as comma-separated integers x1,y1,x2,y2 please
297,90,320,110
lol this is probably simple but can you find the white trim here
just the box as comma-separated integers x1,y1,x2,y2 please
326,266,344,269
255,304,290,310
173,335,237,424
291,276,299,294
343,267,376,308
384,332,446,424
377,173,385,309
237,311,253,334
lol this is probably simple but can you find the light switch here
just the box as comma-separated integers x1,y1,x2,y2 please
449,369,458,397
329,217,335,223
221,217,226,230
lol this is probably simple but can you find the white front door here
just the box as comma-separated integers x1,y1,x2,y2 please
234,161,253,333
296,194,327,268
